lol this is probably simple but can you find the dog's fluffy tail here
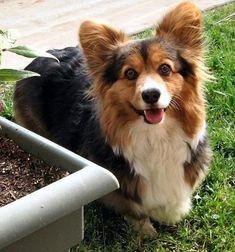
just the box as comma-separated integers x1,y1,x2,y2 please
25,47,83,79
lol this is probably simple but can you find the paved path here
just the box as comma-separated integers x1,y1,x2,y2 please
0,0,233,68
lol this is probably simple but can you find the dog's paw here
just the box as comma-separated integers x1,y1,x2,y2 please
125,216,157,238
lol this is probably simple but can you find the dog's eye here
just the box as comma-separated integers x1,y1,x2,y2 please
158,64,172,76
125,68,138,80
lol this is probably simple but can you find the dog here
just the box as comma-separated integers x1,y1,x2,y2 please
14,1,212,236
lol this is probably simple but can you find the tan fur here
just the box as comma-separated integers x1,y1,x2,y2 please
169,81,205,138
100,191,144,219
14,106,47,136
79,20,128,81
14,86,48,137
126,217,157,237
184,160,205,187
156,1,203,56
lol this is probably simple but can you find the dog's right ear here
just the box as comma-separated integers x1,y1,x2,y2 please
156,1,203,57
79,20,128,77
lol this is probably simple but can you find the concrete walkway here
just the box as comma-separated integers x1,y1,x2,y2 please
0,0,233,68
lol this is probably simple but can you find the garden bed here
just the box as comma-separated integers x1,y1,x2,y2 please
0,136,68,207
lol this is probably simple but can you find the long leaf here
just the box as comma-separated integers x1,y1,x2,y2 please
0,68,40,82
7,46,59,61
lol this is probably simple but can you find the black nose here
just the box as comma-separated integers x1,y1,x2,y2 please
142,89,161,104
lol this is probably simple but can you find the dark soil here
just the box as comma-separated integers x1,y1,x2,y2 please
0,136,68,207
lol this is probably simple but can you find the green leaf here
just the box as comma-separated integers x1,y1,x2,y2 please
0,68,40,82
7,46,59,61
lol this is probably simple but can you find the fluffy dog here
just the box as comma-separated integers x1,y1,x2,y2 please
14,1,212,236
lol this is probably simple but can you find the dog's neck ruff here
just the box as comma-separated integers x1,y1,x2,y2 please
112,115,206,224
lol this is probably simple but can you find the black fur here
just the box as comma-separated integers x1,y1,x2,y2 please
178,55,193,78
15,46,141,204
139,39,150,63
184,136,212,185
103,51,126,84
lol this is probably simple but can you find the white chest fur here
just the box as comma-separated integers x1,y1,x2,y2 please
121,117,205,224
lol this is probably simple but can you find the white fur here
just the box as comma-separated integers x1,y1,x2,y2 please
140,77,171,108
122,115,206,224
191,120,206,150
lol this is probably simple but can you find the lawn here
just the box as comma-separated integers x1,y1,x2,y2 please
1,3,234,252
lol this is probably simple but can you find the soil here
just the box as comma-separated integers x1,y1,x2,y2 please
0,136,68,207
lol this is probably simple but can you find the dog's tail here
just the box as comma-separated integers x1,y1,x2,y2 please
25,46,84,79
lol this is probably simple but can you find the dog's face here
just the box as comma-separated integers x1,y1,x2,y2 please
79,1,206,147
95,38,186,125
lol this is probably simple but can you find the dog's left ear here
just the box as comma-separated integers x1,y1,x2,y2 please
79,20,128,77
156,1,203,57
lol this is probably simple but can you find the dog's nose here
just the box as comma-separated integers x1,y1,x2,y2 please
142,89,161,104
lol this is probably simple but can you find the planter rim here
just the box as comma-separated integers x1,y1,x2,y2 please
0,116,119,249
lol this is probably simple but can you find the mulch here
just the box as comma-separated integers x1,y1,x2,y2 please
0,136,68,207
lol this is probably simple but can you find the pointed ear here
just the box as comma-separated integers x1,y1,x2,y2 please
156,1,203,55
79,20,128,77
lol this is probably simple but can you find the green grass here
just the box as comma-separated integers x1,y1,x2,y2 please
0,83,14,120
1,4,234,251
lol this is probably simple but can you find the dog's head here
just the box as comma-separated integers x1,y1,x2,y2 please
79,1,207,147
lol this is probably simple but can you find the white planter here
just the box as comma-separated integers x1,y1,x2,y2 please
0,116,119,252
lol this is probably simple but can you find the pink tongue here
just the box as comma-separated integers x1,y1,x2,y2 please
144,109,164,124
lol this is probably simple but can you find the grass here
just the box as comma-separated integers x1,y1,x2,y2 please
0,83,14,120
1,3,234,252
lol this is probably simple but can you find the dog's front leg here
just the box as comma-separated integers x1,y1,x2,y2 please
125,216,157,238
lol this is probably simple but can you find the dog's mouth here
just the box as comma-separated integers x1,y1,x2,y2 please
130,104,166,124
143,108,164,124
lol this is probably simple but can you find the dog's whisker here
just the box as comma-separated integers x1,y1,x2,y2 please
169,98,181,111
